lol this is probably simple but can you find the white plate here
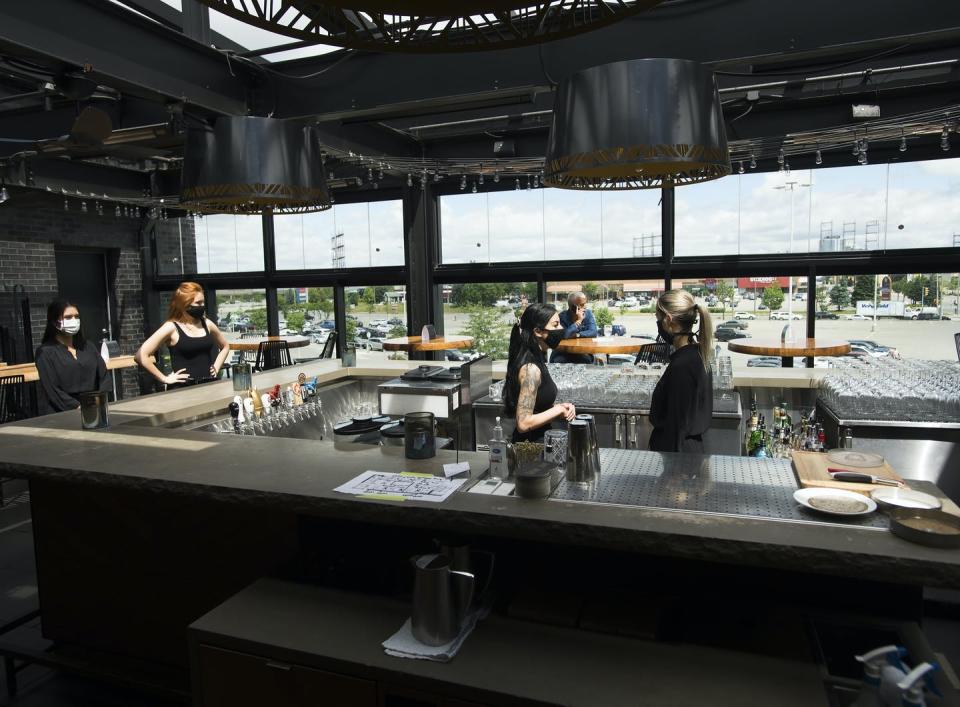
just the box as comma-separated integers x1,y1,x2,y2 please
870,487,942,510
794,488,877,516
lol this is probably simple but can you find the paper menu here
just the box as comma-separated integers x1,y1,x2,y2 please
334,471,465,503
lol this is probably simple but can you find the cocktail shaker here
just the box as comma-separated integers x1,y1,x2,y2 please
78,391,109,430
404,411,436,459
575,413,602,476
566,419,595,483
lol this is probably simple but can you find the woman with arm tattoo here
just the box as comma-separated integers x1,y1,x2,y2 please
502,303,576,442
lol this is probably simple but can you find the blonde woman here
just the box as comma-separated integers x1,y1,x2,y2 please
649,289,714,453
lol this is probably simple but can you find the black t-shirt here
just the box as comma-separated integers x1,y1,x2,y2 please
649,344,713,453
34,342,110,415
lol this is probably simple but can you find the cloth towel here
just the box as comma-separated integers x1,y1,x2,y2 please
382,606,488,662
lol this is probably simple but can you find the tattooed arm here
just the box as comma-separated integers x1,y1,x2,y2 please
515,363,576,434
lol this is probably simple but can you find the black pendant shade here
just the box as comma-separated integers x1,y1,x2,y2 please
544,58,731,190
181,116,330,214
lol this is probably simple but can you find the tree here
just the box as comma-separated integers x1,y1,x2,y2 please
761,284,784,314
461,308,511,360
315,298,333,319
308,287,333,304
581,282,601,301
286,311,305,332
851,275,877,304
360,288,376,311
829,284,851,311
815,284,830,312
714,280,736,317
388,323,407,339
248,308,267,331
593,306,614,335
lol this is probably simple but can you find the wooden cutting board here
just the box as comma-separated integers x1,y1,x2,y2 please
791,450,904,496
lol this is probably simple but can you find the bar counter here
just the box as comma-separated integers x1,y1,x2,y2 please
0,360,957,703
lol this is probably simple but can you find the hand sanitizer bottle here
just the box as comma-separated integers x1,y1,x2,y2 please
489,417,508,480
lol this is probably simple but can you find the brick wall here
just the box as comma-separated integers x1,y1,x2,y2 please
0,192,145,397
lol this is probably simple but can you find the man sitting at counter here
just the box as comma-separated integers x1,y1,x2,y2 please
550,291,598,365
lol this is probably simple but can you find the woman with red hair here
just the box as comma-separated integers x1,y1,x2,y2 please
136,281,230,388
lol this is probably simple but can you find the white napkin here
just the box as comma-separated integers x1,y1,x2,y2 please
382,606,488,662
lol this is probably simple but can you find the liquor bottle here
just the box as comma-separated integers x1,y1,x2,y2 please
753,422,769,458
489,417,509,479
816,424,826,452
749,418,764,457
743,414,757,456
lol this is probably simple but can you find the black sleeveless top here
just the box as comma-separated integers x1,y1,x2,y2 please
511,358,558,443
169,319,215,383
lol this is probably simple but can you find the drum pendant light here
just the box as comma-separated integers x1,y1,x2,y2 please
181,116,330,214
544,58,731,190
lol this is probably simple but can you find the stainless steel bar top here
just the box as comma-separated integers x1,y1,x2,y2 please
551,449,888,529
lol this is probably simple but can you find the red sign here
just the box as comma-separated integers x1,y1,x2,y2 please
737,277,791,289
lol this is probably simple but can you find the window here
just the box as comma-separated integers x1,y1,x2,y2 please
438,282,537,361
194,214,265,273
277,287,336,360
547,280,665,341
274,201,404,270
211,289,268,339
154,217,198,276
677,158,960,256
346,284,408,362
440,189,661,264
817,272,959,361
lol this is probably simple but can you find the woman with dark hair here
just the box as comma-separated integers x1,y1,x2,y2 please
136,281,230,389
34,299,110,415
503,303,576,442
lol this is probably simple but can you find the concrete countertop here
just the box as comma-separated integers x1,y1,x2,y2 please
1,360,955,588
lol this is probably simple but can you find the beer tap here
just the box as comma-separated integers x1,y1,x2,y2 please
228,401,241,434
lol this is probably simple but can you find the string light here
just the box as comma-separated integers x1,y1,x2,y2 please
815,149,822,165
460,175,466,191
899,134,907,152
852,141,860,156
777,148,784,165
64,198,69,211
493,172,500,183
367,167,373,182
478,173,484,185
433,172,440,183
471,182,477,193
749,154,757,169
738,161,744,174
406,173,412,187
515,178,520,190
81,201,87,213
115,205,121,218
784,160,791,175
941,125,950,151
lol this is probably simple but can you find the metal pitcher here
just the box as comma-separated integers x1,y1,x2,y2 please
411,553,475,646
78,391,109,430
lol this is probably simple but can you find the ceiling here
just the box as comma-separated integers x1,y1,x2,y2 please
1,0,959,208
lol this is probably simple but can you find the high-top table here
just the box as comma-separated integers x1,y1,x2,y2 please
553,336,648,355
727,338,851,367
382,335,473,352
228,336,312,352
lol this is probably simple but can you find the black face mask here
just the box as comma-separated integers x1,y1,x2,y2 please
186,304,205,319
656,319,673,345
543,329,564,349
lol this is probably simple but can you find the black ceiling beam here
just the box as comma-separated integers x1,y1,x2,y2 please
1,156,153,199
269,0,960,119
0,0,248,116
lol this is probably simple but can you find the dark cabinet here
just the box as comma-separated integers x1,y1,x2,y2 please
197,645,377,707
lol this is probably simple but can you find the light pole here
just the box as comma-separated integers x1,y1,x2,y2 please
774,180,812,319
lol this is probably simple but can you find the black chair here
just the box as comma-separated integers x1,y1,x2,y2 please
320,331,337,360
254,341,293,371
0,375,28,424
634,343,672,366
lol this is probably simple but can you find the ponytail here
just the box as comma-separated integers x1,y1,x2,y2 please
696,303,714,369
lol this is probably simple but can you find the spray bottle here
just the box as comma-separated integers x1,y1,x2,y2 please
891,662,940,707
854,645,906,707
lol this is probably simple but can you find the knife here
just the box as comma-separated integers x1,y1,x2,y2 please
827,468,902,486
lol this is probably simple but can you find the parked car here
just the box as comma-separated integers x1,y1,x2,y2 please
312,331,331,345
770,311,803,320
848,342,888,358
844,314,868,321
715,328,749,342
387,317,405,326
610,324,627,336
848,339,900,359
317,319,336,330
734,312,756,320
279,327,298,335
367,337,385,351
444,349,481,362
916,312,951,320
720,319,748,330
815,311,839,319
747,356,783,368
368,319,389,328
